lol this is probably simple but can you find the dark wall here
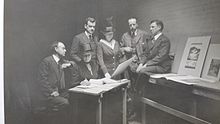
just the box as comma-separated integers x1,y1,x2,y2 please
4,0,130,124
128,0,220,72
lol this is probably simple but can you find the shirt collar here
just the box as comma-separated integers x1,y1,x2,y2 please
85,31,92,39
52,54,60,64
154,32,162,40
100,39,116,49
131,29,138,36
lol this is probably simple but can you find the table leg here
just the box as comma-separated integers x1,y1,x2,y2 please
142,103,146,124
122,88,127,124
192,98,197,116
96,94,103,124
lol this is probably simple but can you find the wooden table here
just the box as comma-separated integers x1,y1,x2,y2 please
69,79,129,124
141,76,220,124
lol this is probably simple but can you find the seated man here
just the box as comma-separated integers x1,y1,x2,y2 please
37,41,73,123
70,43,122,124
136,19,172,91
130,20,172,122
71,43,100,84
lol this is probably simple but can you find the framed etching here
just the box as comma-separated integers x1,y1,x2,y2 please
178,36,211,77
207,58,220,80
202,44,220,81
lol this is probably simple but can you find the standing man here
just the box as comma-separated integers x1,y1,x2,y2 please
70,17,98,63
121,18,148,121
121,18,148,78
121,18,148,61
37,41,72,123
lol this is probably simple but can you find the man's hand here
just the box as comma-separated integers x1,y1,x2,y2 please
136,63,144,73
104,73,111,79
61,63,71,69
51,91,59,97
132,55,138,62
123,47,133,53
143,63,148,68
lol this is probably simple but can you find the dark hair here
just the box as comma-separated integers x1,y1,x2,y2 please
50,40,60,54
150,19,164,31
85,17,96,25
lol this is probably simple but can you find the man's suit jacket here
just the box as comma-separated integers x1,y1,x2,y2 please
140,34,171,72
38,56,65,99
70,60,100,86
70,32,98,63
121,29,148,60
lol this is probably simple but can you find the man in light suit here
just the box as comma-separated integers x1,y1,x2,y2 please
70,17,99,63
121,18,148,63
38,41,71,112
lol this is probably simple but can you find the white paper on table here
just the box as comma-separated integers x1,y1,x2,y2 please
111,56,135,78
150,73,179,78
164,75,199,85
75,83,98,89
89,79,104,85
166,75,215,85
181,78,216,84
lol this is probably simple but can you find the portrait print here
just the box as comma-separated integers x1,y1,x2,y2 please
207,58,220,78
178,36,211,77
185,43,202,69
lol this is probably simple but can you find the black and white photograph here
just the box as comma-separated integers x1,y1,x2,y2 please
3,0,220,124
202,44,220,82
178,36,211,77
207,58,220,78
185,44,201,69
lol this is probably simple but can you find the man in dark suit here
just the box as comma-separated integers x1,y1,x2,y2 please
38,41,71,112
136,19,171,75
70,17,99,63
130,20,172,122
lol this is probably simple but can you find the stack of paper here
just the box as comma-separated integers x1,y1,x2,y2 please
150,73,216,85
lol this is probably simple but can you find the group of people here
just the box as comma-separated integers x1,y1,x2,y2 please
37,17,172,124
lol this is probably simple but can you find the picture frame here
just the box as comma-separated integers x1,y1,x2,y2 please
178,36,211,77
206,57,220,80
202,44,220,81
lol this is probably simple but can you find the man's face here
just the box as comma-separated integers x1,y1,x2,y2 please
128,19,138,32
83,52,92,63
85,21,96,34
55,42,66,57
150,22,161,36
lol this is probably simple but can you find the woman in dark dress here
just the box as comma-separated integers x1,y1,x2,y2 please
96,17,123,124
97,20,123,79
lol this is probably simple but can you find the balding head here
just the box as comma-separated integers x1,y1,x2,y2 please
128,18,138,32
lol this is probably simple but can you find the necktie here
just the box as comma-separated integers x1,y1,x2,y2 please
58,60,65,89
152,38,155,44
89,35,93,41
131,31,135,38
86,64,93,75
